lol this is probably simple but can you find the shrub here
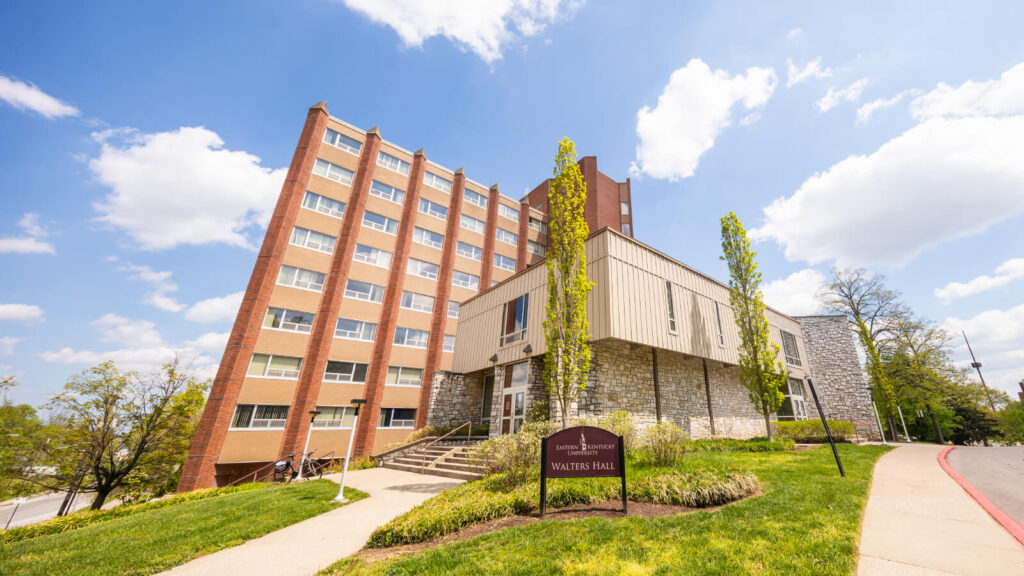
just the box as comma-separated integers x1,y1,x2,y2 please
637,421,690,465
525,398,550,423
471,421,560,487
687,438,795,452
404,423,491,443
772,420,855,443
597,411,638,451
632,470,760,507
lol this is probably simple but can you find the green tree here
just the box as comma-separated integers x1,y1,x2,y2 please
543,138,593,429
719,212,787,440
0,377,50,499
1000,401,1024,444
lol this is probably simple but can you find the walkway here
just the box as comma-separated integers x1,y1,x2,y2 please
858,443,1024,575
946,445,1024,534
162,467,462,576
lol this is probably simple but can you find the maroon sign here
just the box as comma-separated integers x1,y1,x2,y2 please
540,426,627,516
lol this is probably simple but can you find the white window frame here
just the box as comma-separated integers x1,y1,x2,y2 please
713,301,725,346
378,407,417,429
447,301,460,319
263,307,315,334
452,270,480,290
334,318,377,341
386,366,423,388
324,360,368,383
413,227,444,250
528,217,547,233
424,171,452,193
528,240,546,257
323,128,362,155
369,180,405,205
312,158,354,186
311,405,357,429
393,326,429,349
460,214,485,234
498,204,520,222
400,291,434,313
377,151,410,175
277,265,326,292
290,226,336,254
500,294,529,346
443,334,456,353
302,191,345,219
229,404,290,430
666,280,677,333
782,330,802,367
496,228,518,247
456,241,482,261
362,211,399,235
344,279,385,303
464,188,487,208
352,243,392,269
494,254,516,272
418,198,448,221
247,353,302,380
407,258,439,281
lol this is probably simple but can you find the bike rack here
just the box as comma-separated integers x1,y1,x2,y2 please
420,421,473,474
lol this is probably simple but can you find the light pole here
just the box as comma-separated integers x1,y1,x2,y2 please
896,405,910,442
333,399,367,504
296,410,321,481
867,386,886,445
963,331,996,410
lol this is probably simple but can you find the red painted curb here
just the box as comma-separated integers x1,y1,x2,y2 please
938,445,1024,548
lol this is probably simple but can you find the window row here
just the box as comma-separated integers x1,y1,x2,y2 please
313,158,354,186
323,128,361,155
229,403,417,430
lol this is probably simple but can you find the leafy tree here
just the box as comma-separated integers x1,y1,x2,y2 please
1000,401,1024,444
719,212,787,440
543,138,593,429
0,377,50,499
40,359,208,509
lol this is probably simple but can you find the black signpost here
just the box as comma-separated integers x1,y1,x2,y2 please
540,426,627,517
805,377,845,478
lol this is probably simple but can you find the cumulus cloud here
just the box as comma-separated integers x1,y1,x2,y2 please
787,28,803,40
786,58,833,88
0,304,44,323
753,62,1024,268
0,337,21,356
0,212,56,254
90,127,286,250
816,78,870,112
761,269,826,316
910,62,1024,120
0,74,80,119
934,258,1024,303
630,59,777,181
338,0,583,64
108,256,184,312
92,314,164,348
856,90,916,123
942,304,1024,396
185,291,244,323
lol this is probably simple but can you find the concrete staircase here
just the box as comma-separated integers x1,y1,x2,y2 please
382,444,484,481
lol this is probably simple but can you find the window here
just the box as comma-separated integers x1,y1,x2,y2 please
665,281,677,333
418,198,448,220
369,180,405,204
452,270,479,290
498,204,519,222
312,158,354,186
620,201,630,215
323,128,361,155
460,214,485,234
413,227,444,249
302,191,345,219
443,334,456,353
248,354,302,379
494,254,516,272
393,326,429,348
344,279,385,303
528,240,546,257
504,361,528,388
447,301,460,318
464,188,487,208
312,406,356,429
378,408,417,428
456,241,482,261
290,226,336,254
622,223,632,236
386,367,423,387
496,228,518,246
352,243,392,269
501,294,529,345
264,307,315,333
231,404,289,429
377,151,410,175
528,217,547,233
492,280,499,287
362,211,399,234
777,378,808,421
277,265,326,292
324,361,368,383
781,330,802,366
406,258,439,280
713,302,725,346
335,318,376,341
400,291,434,313
423,171,452,193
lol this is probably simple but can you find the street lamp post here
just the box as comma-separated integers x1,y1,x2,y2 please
867,386,887,445
333,399,367,504
296,410,321,481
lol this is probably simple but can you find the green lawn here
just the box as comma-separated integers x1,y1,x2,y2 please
328,444,889,576
1,480,367,576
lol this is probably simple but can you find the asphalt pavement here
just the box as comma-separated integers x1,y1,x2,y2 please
0,490,93,529
946,445,1024,530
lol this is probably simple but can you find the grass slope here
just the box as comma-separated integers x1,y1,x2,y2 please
2,480,367,576
329,444,889,575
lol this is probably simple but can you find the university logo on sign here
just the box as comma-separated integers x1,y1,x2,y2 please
540,426,627,516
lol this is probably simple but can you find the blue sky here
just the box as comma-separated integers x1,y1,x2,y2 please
1,1,1023,406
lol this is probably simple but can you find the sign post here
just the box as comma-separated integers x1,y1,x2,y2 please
540,426,626,517
805,378,845,478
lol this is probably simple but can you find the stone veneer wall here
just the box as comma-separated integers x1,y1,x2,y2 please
427,370,484,427
797,315,881,441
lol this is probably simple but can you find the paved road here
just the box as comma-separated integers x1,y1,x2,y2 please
947,445,1024,530
0,491,93,529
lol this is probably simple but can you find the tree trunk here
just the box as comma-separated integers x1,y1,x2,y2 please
927,404,945,444
887,415,899,442
763,411,773,441
560,397,570,430
91,485,113,510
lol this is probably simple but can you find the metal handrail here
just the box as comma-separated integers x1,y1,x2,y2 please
420,421,472,474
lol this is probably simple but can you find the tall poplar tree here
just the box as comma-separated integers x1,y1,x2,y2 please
720,212,787,439
543,138,593,429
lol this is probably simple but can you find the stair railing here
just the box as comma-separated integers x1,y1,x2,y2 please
420,421,472,474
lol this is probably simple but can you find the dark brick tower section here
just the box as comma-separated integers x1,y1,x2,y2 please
276,127,384,459
523,156,633,241
415,170,468,430
479,185,500,289
178,103,330,491
351,151,428,454
515,198,530,272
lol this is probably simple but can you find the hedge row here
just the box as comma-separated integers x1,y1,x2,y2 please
771,420,855,443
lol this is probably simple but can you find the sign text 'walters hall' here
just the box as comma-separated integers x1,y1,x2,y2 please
540,426,627,516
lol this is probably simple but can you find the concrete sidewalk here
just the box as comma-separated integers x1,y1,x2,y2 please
162,468,462,576
858,443,1024,575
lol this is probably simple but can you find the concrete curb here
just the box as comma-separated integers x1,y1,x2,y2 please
938,445,1024,548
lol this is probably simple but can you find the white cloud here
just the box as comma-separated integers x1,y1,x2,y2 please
630,59,777,181
185,291,244,323
184,331,229,354
761,269,826,316
0,74,80,119
0,304,44,323
816,78,869,112
109,257,184,312
786,58,833,88
856,90,914,123
0,337,21,356
338,0,583,64
934,258,1024,303
942,304,1024,396
787,28,803,40
910,62,1024,121
90,127,286,250
0,212,56,254
92,314,164,348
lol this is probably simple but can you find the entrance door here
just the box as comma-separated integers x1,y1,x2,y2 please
501,362,529,434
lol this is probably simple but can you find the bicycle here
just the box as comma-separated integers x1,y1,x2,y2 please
273,451,324,482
